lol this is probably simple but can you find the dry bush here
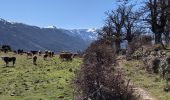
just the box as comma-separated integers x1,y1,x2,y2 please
74,39,138,100
128,35,152,54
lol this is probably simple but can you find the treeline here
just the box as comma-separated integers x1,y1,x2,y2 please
98,0,170,51
0,45,12,53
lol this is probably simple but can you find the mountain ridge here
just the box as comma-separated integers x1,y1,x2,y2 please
0,18,97,52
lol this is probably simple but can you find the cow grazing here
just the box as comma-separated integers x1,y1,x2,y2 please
17,49,24,55
73,53,78,58
13,50,17,54
51,51,54,57
48,51,52,57
31,51,38,55
59,51,73,61
33,56,37,65
44,51,55,58
27,52,33,59
43,54,48,60
38,50,42,56
45,50,48,55
49,51,54,57
1,56,16,67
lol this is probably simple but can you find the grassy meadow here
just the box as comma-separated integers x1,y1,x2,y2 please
0,52,82,100
120,59,170,100
1,51,170,100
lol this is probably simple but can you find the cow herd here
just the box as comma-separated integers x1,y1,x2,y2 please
0,49,79,67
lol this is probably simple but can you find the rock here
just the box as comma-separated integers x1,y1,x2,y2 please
164,85,170,92
10,92,15,96
69,68,73,72
57,86,64,89
58,96,64,98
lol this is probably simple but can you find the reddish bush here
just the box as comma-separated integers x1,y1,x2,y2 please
74,39,138,100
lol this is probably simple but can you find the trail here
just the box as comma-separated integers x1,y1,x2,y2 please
116,58,156,100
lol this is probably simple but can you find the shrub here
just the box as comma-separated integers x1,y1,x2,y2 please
1,45,12,53
140,35,152,46
74,39,138,100
152,58,160,74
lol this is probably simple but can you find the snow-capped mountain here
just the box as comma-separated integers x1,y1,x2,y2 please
60,28,98,44
0,18,98,52
44,25,57,29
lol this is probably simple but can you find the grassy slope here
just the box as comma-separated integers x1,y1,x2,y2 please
0,52,82,100
120,59,170,100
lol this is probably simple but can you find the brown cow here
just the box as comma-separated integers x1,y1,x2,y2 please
43,54,48,60
26,52,33,59
59,51,73,61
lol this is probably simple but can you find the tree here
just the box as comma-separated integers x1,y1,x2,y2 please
164,0,170,45
99,3,143,52
1,45,11,53
123,5,143,44
98,5,126,52
144,0,168,47
98,20,114,47
108,5,126,51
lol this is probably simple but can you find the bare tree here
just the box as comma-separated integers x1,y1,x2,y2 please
97,5,127,52
164,0,170,45
144,0,168,47
108,5,126,52
123,5,144,44
98,20,114,47
99,3,143,52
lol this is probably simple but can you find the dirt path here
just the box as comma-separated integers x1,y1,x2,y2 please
117,58,156,100
133,87,156,100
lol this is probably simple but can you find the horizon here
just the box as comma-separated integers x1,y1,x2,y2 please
0,18,97,30
0,0,119,29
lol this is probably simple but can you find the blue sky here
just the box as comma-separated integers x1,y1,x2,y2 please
0,0,119,29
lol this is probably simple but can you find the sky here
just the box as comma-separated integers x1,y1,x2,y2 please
0,0,119,29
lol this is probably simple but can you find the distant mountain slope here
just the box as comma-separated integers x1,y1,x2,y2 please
0,19,97,52
66,28,97,42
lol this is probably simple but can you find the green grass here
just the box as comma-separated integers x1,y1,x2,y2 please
121,59,170,100
0,52,82,100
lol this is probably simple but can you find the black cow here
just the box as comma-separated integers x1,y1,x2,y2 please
44,51,54,58
33,56,37,65
31,51,38,55
17,49,24,55
1,57,16,67
13,50,17,54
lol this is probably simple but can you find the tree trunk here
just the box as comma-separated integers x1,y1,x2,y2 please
155,33,162,44
155,33,167,49
165,33,170,45
115,41,121,53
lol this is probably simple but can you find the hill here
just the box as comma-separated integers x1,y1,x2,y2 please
0,18,97,52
